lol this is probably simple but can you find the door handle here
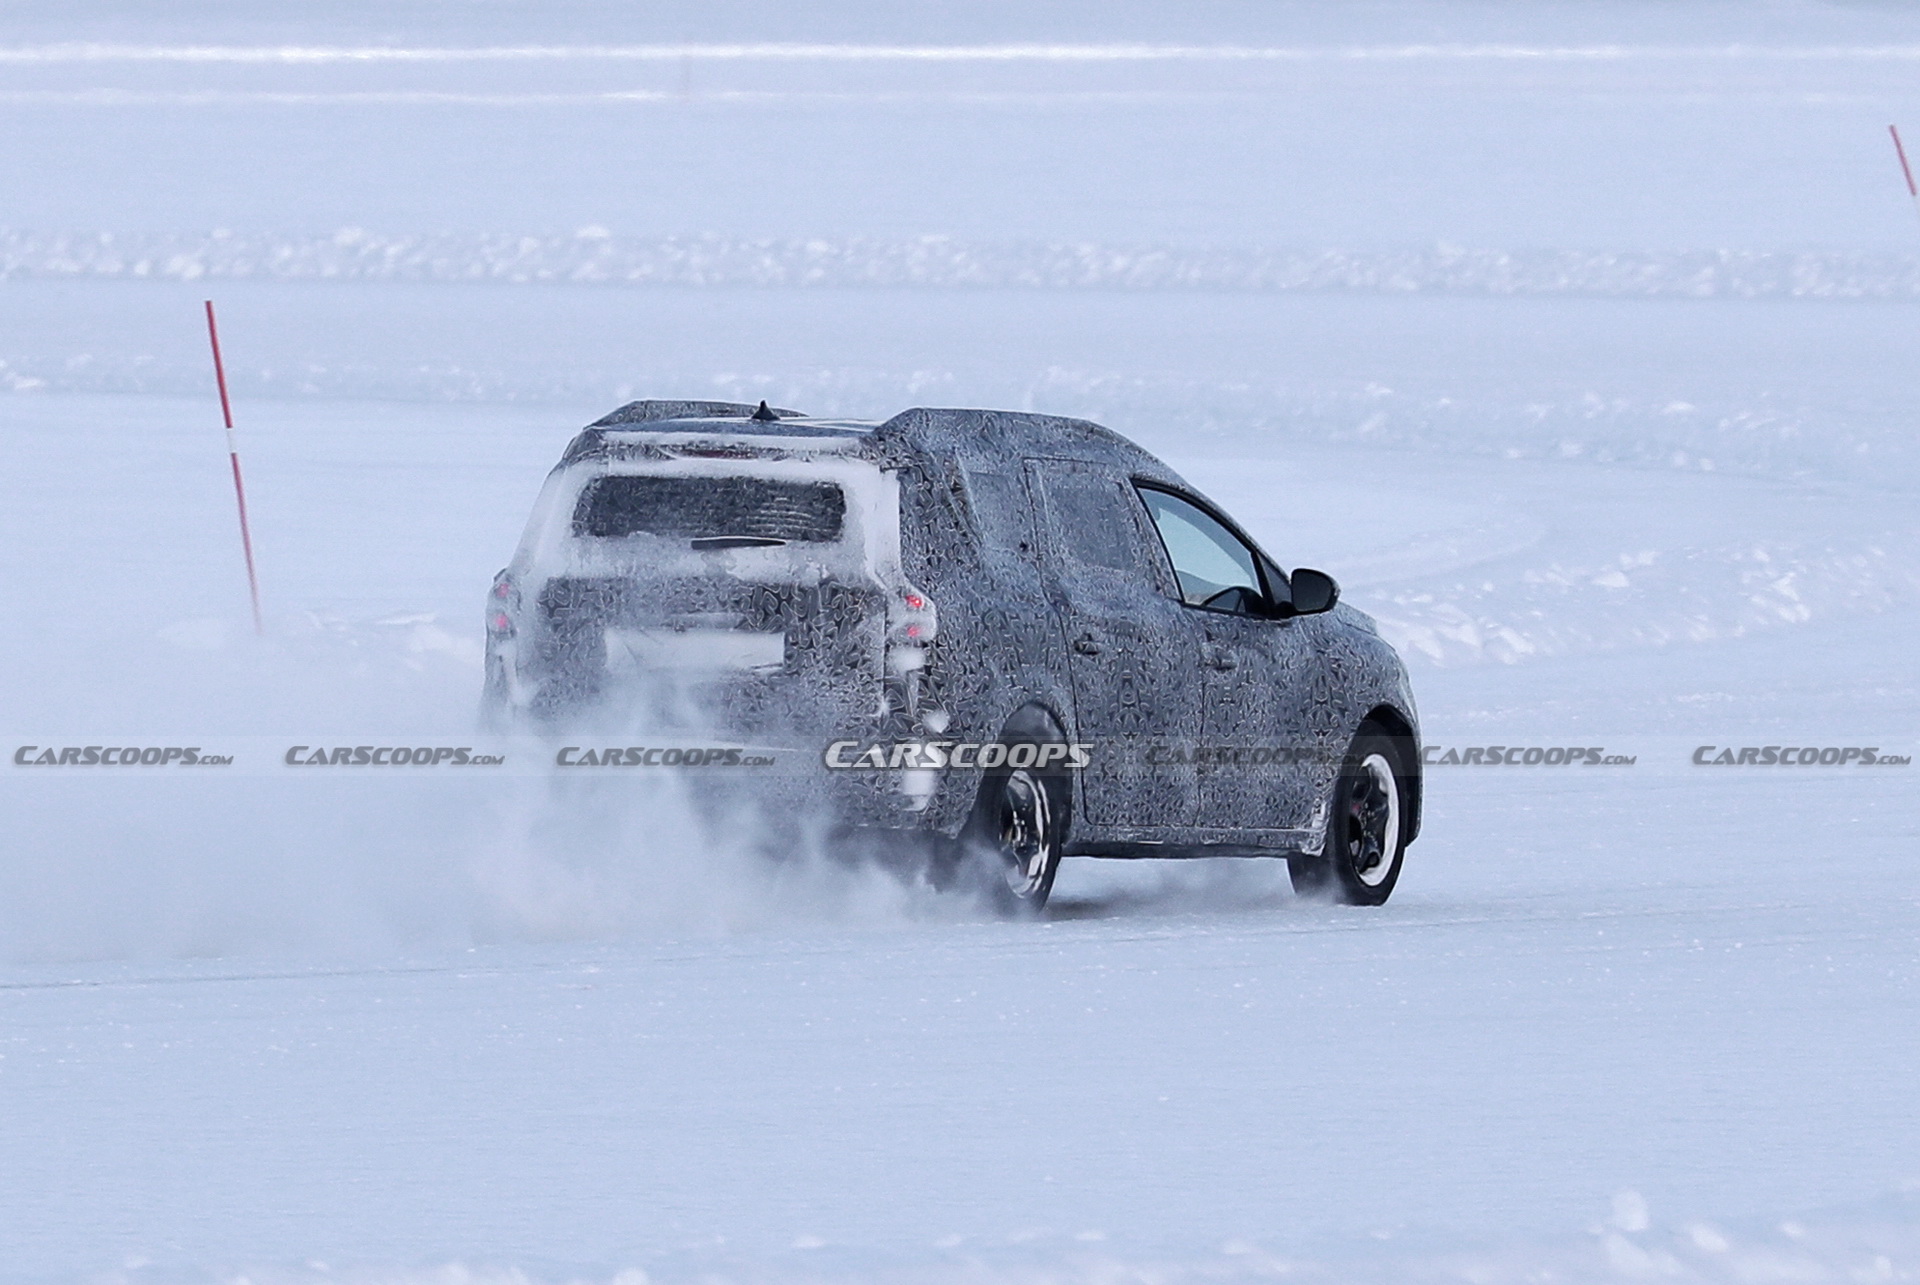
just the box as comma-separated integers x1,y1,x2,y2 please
1072,633,1103,656
1204,644,1238,671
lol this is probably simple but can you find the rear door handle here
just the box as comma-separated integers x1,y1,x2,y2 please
1204,644,1238,670
1072,633,1103,656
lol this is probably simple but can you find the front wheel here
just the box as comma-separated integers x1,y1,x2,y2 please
1289,725,1411,905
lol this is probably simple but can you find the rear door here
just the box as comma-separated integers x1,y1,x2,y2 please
1135,486,1322,834
1026,460,1201,831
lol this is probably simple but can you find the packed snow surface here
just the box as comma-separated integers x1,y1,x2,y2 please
2,2,1918,1283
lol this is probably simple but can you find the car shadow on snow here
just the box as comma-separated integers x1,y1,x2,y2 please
1042,857,1300,920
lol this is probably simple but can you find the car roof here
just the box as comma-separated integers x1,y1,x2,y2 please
589,399,875,435
557,401,875,465
558,399,1190,491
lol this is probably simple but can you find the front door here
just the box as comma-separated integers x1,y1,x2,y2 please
1026,460,1201,832
1135,486,1321,834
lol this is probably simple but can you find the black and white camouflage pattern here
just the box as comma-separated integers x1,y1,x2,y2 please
490,401,1421,856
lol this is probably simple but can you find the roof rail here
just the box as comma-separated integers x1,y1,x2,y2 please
872,406,1135,456
589,399,805,428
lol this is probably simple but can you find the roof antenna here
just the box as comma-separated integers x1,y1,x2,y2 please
751,400,780,422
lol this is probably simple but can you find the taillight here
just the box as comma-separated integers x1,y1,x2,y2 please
885,587,941,727
488,571,518,638
888,587,937,644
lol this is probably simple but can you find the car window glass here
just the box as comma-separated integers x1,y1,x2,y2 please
897,465,975,579
574,474,844,542
962,469,1033,550
1138,488,1262,608
1038,470,1143,572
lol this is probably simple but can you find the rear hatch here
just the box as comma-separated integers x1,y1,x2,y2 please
528,454,907,731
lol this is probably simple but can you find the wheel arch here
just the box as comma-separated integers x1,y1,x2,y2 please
997,698,1077,841
935,696,1077,840
1361,702,1422,844
1001,698,1070,742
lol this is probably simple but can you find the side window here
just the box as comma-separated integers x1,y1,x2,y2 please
1036,468,1146,573
1137,487,1265,610
962,469,1035,551
897,464,974,586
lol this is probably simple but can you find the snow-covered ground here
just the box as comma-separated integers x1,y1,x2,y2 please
3,3,1919,1283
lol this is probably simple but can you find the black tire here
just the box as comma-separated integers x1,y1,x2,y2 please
956,710,1072,914
1289,723,1412,906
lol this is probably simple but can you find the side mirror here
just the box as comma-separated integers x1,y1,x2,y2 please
1284,567,1339,616
1201,584,1269,616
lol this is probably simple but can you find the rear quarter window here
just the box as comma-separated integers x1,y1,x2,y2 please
962,470,1035,550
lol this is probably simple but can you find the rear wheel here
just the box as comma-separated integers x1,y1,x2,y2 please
989,766,1064,907
957,711,1072,914
1289,724,1411,905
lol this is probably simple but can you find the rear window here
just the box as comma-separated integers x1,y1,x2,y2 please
573,474,846,542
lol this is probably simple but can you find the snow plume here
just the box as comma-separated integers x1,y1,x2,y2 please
0,763,968,966
467,768,972,946
0,639,975,966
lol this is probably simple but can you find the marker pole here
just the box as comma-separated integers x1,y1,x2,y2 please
203,300,265,635
1892,125,1920,227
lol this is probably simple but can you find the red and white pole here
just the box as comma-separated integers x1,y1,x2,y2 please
1892,125,1920,228
203,300,265,635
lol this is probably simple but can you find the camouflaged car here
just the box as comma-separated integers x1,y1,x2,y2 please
485,400,1422,908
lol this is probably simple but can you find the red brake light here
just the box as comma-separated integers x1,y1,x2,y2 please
889,587,936,647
